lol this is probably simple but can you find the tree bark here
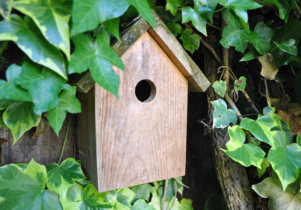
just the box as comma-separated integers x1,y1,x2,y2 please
202,38,256,209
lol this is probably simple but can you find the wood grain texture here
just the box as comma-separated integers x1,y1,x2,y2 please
148,12,211,92
78,32,188,192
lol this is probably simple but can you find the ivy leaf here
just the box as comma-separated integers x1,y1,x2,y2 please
282,121,293,145
114,188,136,210
132,199,156,210
268,143,301,191
0,159,63,210
46,158,86,198
68,31,124,98
60,182,84,210
195,0,217,23
204,194,227,210
131,184,153,204
3,101,41,144
166,0,183,16
263,0,294,22
216,0,262,23
66,184,114,210
234,76,246,92
182,3,212,36
240,49,261,62
211,99,237,128
298,135,301,147
295,71,301,105
104,18,121,41
0,15,67,79
157,178,183,201
48,86,81,136
0,64,31,102
180,28,202,54
252,22,274,55
257,157,270,178
252,173,301,210
263,106,281,127
180,199,194,210
212,80,226,97
240,116,277,148
11,0,72,59
222,125,265,168
274,39,298,56
71,0,156,36
0,0,13,18
15,60,66,115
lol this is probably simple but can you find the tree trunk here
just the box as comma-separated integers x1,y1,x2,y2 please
202,37,256,210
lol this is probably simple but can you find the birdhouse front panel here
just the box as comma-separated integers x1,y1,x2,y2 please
93,32,188,192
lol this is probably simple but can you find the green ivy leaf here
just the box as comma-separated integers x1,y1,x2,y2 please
0,64,31,102
180,198,194,210
114,188,136,210
252,22,274,55
240,49,261,62
65,184,114,210
166,0,183,16
234,76,246,92
157,178,183,201
274,39,298,56
71,0,156,36
216,0,262,23
0,159,63,210
131,184,153,204
68,31,124,98
15,60,66,115
11,0,72,59
46,158,86,198
212,80,226,97
104,17,121,41
257,157,270,178
0,0,13,18
48,86,81,136
262,0,294,22
297,135,301,147
204,194,227,210
60,182,84,210
180,28,202,54
268,143,301,191
211,99,237,128
132,199,156,210
182,3,212,36
222,125,265,168
196,0,217,23
252,173,301,210
0,15,67,79
240,116,277,148
3,101,41,144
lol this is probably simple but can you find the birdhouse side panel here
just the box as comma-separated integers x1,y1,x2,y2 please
95,32,188,192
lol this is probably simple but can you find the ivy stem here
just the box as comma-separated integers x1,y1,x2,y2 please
295,1,301,14
163,179,169,210
207,22,222,30
58,115,73,165
214,6,225,13
264,79,271,107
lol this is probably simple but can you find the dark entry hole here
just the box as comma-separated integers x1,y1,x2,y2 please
135,80,156,103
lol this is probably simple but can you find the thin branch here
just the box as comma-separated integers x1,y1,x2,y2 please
169,179,177,210
175,178,190,189
163,179,169,210
264,79,271,107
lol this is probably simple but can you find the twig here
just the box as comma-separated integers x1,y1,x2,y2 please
163,179,169,210
58,115,73,165
175,178,190,189
264,79,271,107
169,179,177,210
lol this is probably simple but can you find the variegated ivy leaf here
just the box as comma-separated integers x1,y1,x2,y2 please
3,101,41,144
234,76,246,92
48,86,81,136
222,125,265,168
0,0,13,18
274,39,298,56
0,99,13,110
46,158,86,198
263,106,281,128
131,184,153,204
0,14,67,79
132,199,156,210
0,159,63,210
252,173,301,210
211,99,237,128
180,28,202,54
60,182,84,210
114,188,136,210
71,0,156,36
240,115,277,148
0,64,31,102
11,0,72,60
282,121,293,145
212,80,227,97
104,17,121,41
15,60,66,115
257,157,270,178
66,184,115,210
68,31,125,97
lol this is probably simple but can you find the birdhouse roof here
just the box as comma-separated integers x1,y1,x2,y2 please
72,11,210,93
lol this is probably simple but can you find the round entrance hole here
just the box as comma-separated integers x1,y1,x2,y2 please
135,79,156,103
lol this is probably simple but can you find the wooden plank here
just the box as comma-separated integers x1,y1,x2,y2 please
148,12,210,92
77,88,98,187
95,32,188,192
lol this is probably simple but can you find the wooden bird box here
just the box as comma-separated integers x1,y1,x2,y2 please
75,12,210,192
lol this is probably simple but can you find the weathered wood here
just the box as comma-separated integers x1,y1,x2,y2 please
78,32,188,192
72,11,210,94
